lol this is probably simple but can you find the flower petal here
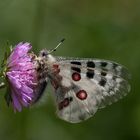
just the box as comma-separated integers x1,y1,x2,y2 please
6,42,39,111
8,42,32,67
11,91,22,112
6,72,21,89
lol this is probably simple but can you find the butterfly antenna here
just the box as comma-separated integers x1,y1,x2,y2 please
49,38,65,54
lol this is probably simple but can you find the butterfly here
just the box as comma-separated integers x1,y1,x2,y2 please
34,39,131,123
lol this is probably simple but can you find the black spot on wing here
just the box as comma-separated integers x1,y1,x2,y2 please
113,63,118,69
71,67,81,73
99,78,106,86
71,61,81,65
101,62,108,67
87,61,95,68
69,97,73,102
101,71,107,76
86,70,94,78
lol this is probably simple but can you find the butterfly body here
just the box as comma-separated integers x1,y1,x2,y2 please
35,49,130,123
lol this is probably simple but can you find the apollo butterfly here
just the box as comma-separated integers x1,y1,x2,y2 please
33,39,131,123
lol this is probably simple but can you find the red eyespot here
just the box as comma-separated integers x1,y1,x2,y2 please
76,90,87,100
53,64,59,69
63,98,70,107
58,98,70,110
72,72,81,81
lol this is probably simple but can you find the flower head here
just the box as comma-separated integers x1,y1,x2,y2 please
5,42,38,112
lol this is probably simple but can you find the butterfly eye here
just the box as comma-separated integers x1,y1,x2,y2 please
39,50,48,57
42,52,47,57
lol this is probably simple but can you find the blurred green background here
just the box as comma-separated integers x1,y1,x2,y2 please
0,0,139,140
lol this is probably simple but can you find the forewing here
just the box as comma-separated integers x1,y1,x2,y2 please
50,57,130,123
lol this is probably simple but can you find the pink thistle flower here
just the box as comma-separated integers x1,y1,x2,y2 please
5,42,38,112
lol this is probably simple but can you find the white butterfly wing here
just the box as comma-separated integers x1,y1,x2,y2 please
53,74,100,123
49,57,130,123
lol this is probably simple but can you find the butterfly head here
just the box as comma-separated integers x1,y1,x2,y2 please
39,49,56,63
39,49,49,58
39,38,65,63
